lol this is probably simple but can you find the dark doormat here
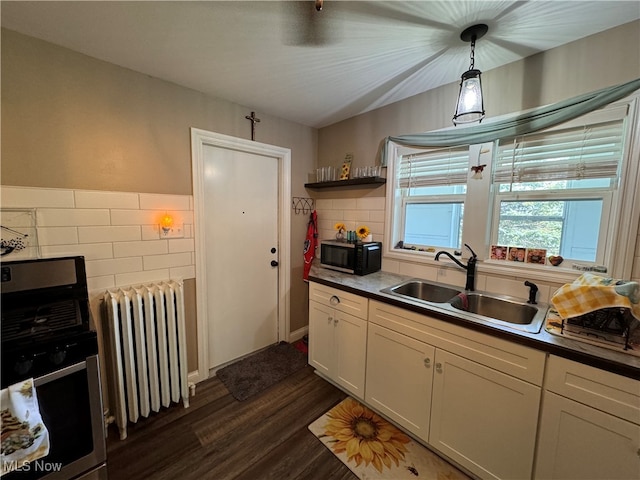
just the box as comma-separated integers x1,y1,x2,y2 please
216,341,308,401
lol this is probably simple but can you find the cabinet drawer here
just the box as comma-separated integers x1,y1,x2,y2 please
309,282,368,320
369,300,546,385
545,355,640,425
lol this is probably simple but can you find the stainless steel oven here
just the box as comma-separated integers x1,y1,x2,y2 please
1,257,107,480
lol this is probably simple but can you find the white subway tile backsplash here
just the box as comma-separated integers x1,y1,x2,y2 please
38,208,110,227
37,227,78,246
369,210,386,223
143,252,192,271
318,210,344,222
345,210,369,222
114,240,168,257
110,209,163,226
168,238,195,254
141,225,160,241
314,199,333,210
74,190,139,209
398,262,438,281
40,243,114,260
332,199,357,210
87,274,116,293
1,186,75,208
436,266,466,287
181,211,194,224
170,265,196,280
356,197,385,211
86,257,144,278
78,226,141,244
3,186,194,288
139,193,190,211
116,269,170,288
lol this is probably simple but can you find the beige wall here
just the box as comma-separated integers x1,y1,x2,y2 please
1,29,317,378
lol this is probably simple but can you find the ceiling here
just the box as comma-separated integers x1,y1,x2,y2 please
2,1,639,128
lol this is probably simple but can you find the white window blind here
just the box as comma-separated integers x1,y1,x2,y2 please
493,120,625,186
397,146,470,189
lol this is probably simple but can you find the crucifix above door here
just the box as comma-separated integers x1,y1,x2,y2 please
245,111,261,141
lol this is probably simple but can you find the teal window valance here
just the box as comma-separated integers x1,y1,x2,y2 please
385,78,640,151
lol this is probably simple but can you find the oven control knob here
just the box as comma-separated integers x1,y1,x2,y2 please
49,349,67,365
14,356,33,376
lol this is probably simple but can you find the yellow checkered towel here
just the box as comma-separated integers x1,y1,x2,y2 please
551,273,640,321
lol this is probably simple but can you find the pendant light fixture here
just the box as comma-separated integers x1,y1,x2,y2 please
453,24,488,126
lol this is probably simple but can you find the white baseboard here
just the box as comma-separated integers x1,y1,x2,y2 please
288,325,308,343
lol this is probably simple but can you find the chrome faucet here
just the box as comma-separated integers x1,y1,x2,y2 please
435,244,478,291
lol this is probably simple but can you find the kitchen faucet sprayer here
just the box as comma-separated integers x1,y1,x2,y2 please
435,244,477,291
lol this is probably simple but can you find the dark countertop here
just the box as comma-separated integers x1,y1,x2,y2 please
308,265,640,381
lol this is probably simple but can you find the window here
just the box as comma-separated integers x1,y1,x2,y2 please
392,146,469,250
492,120,624,264
385,98,640,280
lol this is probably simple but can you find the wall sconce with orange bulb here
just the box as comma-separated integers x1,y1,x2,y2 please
159,213,184,238
160,213,174,235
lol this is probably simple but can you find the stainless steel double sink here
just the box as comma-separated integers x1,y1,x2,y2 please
380,279,548,334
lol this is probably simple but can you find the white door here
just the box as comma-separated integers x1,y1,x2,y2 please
203,144,279,368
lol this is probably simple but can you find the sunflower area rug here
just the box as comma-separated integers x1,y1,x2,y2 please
309,397,470,480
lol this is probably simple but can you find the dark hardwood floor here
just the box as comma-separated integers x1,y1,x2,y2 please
106,365,357,480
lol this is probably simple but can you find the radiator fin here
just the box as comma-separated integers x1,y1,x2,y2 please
103,280,189,440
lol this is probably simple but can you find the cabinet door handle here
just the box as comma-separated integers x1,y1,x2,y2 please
334,318,339,325
328,316,333,323
435,362,443,373
330,295,340,306
424,358,431,367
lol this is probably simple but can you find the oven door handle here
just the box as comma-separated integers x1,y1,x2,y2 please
34,360,87,387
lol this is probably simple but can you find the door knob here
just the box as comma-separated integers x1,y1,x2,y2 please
270,260,278,267
271,247,277,254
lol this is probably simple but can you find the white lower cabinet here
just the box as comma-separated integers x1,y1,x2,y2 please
534,355,640,479
308,283,368,398
429,349,541,480
365,322,434,439
535,391,640,480
365,300,545,480
309,285,639,480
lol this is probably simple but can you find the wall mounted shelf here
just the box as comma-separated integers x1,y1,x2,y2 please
304,176,386,189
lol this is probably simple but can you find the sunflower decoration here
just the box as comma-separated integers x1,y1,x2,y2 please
356,225,371,240
334,222,346,234
322,397,411,473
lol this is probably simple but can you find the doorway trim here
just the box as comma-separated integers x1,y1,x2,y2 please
190,128,291,384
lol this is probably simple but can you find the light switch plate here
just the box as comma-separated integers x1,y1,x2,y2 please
161,223,184,239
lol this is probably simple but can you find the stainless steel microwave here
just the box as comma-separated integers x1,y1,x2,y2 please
320,240,382,275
